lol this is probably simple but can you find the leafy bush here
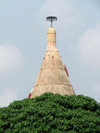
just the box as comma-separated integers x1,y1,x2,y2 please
0,93,100,133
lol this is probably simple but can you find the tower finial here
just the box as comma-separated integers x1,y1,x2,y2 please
46,16,57,27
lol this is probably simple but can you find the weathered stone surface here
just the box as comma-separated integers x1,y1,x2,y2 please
30,27,75,98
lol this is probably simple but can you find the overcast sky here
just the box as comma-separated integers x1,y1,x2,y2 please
0,0,100,107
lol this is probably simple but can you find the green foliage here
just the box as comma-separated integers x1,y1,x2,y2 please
0,93,100,133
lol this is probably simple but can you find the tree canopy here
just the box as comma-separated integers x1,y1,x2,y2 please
0,93,100,133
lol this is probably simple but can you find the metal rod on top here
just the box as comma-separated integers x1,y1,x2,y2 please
46,16,57,27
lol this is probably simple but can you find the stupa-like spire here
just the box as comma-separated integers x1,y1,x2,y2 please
28,16,75,98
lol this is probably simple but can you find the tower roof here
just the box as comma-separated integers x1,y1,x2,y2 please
29,17,75,98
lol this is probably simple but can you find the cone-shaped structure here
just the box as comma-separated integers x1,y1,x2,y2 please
29,27,75,98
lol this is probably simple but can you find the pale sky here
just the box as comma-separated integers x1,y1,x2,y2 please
0,0,100,107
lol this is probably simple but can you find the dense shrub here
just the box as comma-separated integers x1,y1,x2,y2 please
0,93,100,133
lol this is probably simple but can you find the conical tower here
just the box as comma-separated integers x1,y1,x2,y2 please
29,16,75,98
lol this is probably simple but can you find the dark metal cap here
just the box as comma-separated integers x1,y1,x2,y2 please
46,16,57,27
